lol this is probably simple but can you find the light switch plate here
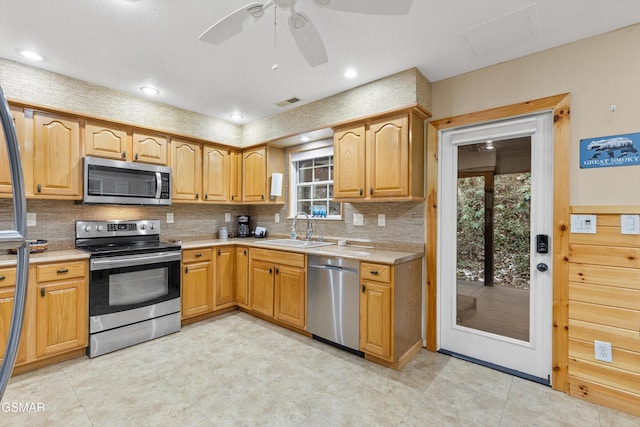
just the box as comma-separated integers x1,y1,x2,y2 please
378,214,386,226
353,213,364,226
224,213,231,222
570,214,596,234
166,213,174,224
27,212,36,227
620,214,640,234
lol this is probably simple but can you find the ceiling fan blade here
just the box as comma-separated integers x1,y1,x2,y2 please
288,12,328,67
312,0,413,15
199,2,265,45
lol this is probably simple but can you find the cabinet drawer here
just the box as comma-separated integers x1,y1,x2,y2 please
249,248,305,268
361,263,391,283
36,261,86,282
0,267,17,288
183,248,213,263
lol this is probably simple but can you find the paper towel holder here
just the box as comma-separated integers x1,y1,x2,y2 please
270,172,283,197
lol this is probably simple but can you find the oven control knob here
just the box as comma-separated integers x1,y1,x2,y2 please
96,225,103,232
140,224,147,230
84,225,91,232
150,224,156,230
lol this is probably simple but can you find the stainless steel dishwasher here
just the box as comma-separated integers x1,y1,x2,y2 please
307,255,361,354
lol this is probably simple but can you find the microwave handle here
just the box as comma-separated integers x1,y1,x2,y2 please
155,172,162,198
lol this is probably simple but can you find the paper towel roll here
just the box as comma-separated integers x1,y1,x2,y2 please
270,172,283,197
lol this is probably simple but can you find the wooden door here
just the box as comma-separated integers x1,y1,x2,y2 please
171,139,202,201
229,150,243,202
203,146,229,202
275,264,306,329
368,115,409,198
85,123,128,160
36,278,87,357
0,106,26,195
181,260,213,318
132,132,168,165
235,247,249,308
0,267,28,364
360,280,392,359
33,112,81,197
333,125,366,199
242,147,266,202
215,246,235,307
250,260,274,317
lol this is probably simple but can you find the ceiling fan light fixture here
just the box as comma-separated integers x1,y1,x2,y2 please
291,14,307,29
247,5,264,18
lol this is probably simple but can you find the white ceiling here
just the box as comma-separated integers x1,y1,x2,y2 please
1,0,639,125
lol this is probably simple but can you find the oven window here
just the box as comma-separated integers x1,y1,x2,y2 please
109,267,168,306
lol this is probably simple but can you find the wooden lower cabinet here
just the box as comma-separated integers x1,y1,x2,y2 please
181,248,214,319
235,247,249,308
359,259,422,368
0,266,28,364
249,248,306,329
215,246,235,308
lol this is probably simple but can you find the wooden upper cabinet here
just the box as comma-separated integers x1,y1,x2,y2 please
171,139,202,201
243,147,266,202
85,123,128,160
368,115,409,198
33,112,82,198
229,150,243,203
203,146,229,202
132,132,168,165
334,125,366,199
0,106,27,196
333,110,425,202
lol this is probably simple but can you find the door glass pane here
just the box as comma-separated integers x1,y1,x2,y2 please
456,138,531,341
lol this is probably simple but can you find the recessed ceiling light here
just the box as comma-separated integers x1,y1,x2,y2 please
229,113,244,121
19,50,43,61
344,68,357,78
300,136,311,142
140,86,160,95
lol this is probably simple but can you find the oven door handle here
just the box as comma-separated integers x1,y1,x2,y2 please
91,251,181,271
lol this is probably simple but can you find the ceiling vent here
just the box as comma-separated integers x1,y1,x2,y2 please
274,97,301,107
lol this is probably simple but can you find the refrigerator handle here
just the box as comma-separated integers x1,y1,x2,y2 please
0,85,30,401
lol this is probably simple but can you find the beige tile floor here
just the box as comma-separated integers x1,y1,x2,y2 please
2,311,638,426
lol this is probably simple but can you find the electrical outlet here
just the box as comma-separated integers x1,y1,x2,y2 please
378,214,386,226
224,213,231,222
166,213,174,224
570,215,597,234
594,340,612,363
27,212,36,227
275,213,280,223
353,213,364,226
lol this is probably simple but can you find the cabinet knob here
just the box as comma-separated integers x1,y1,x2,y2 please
205,194,209,200
37,184,42,193
369,187,373,195
0,276,5,281
243,250,247,256
362,284,366,293
195,253,202,258
40,288,45,297
231,195,235,201
217,249,221,256
359,188,363,196
122,150,127,158
195,193,199,200
261,194,264,200
135,153,139,161
185,266,189,274
275,267,279,275
269,267,272,274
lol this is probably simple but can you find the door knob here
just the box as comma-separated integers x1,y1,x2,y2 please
536,263,548,272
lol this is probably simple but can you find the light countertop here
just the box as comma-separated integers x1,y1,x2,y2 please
0,249,90,267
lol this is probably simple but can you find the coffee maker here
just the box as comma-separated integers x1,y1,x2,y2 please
237,215,251,238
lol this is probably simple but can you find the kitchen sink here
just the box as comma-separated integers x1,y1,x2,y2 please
266,239,335,248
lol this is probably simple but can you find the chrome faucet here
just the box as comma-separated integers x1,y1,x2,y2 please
292,212,313,241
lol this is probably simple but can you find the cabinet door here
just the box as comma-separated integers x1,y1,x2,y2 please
250,260,274,317
203,146,229,202
33,112,82,197
181,260,214,319
360,281,392,359
368,115,409,198
36,277,87,358
333,125,366,199
0,267,28,364
275,264,306,329
242,147,266,202
229,150,243,203
0,106,26,195
171,139,202,201
235,247,249,308
85,124,128,160
215,247,235,307
132,132,168,165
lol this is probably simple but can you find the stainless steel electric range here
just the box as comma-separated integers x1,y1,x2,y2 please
76,220,181,358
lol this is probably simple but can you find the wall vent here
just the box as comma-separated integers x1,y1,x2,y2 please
274,97,301,107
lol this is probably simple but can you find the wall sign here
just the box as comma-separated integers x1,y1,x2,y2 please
580,132,640,168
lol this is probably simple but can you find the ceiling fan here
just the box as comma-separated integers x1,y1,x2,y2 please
199,0,413,67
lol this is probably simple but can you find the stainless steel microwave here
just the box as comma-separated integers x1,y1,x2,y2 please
83,156,172,205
